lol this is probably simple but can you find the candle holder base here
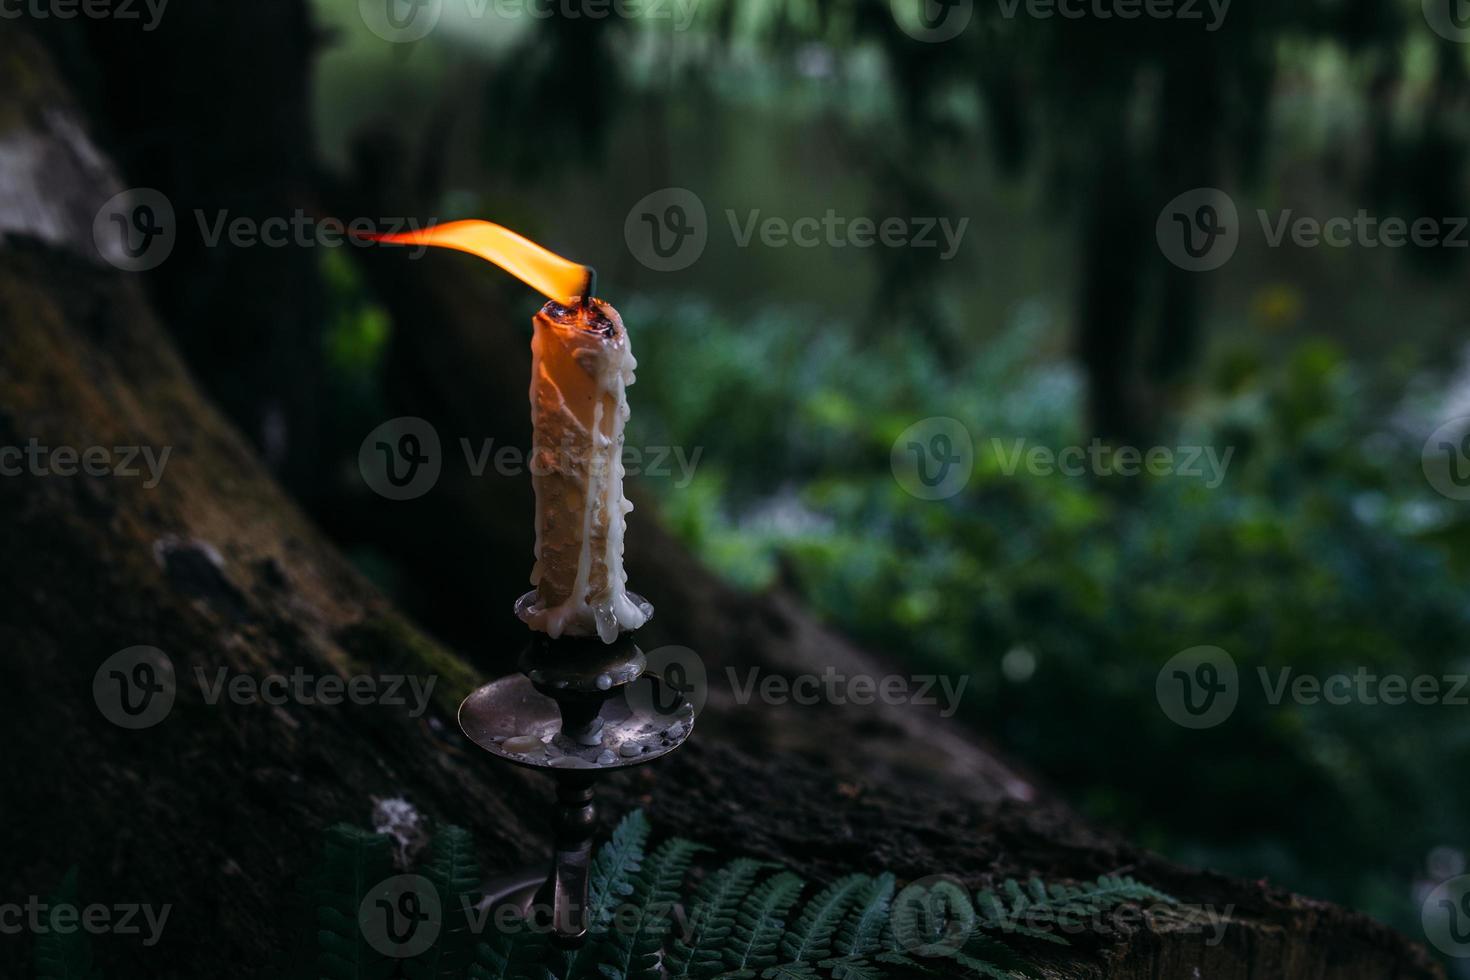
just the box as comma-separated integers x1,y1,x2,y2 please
458,633,694,947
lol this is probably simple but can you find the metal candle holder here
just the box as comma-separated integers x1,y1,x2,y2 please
458,629,694,947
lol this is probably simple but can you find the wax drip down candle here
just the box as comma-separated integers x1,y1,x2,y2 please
515,299,651,642
368,219,652,643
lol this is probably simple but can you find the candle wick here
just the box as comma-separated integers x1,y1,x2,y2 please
581,267,598,309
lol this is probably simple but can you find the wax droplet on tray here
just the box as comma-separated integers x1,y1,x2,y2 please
597,750,617,766
503,735,544,755
595,673,613,691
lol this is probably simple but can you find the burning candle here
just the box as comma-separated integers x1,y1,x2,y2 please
372,220,652,643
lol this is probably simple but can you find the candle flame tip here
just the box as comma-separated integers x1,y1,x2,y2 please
369,219,592,306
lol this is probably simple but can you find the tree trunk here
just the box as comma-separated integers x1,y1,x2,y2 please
0,28,1444,980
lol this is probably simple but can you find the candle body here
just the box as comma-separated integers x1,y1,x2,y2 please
516,299,651,642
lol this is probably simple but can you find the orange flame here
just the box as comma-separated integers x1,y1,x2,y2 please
371,219,594,306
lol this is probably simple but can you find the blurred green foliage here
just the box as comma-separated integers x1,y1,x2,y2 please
307,0,1470,958
626,292,1470,940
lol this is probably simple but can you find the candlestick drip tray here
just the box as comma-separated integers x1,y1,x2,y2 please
459,671,693,772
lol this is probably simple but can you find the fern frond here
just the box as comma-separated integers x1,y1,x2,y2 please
821,955,885,980
667,858,769,979
563,810,652,980
33,868,101,980
889,879,974,960
593,837,710,980
780,874,870,962
472,936,510,980
831,873,895,958
722,872,805,971
974,874,1173,945
311,824,396,980
404,824,481,980
588,810,652,930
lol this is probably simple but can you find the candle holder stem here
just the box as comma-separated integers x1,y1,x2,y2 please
533,772,597,947
459,630,694,949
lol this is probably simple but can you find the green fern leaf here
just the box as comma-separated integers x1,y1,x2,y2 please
760,962,818,980
33,868,101,980
889,878,974,960
311,824,396,980
563,810,651,980
831,873,895,958
780,874,870,962
593,837,709,980
403,825,481,980
722,872,805,972
472,936,510,980
974,874,1174,946
668,858,771,978
820,955,886,980
587,810,652,931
